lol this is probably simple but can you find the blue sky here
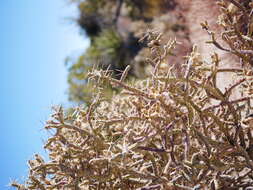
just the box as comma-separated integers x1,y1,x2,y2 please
0,0,89,188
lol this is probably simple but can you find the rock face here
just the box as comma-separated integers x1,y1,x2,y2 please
120,0,244,99
178,0,222,59
177,0,241,99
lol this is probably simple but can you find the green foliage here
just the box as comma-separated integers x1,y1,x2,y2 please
78,0,105,14
87,29,123,67
77,0,115,37
67,54,92,104
68,29,123,104
69,0,179,105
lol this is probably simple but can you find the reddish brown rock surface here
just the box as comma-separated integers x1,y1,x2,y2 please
177,0,241,98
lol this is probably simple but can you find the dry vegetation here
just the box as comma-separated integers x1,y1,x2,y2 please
11,0,253,189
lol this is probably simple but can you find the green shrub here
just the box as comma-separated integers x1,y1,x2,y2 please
67,29,125,104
